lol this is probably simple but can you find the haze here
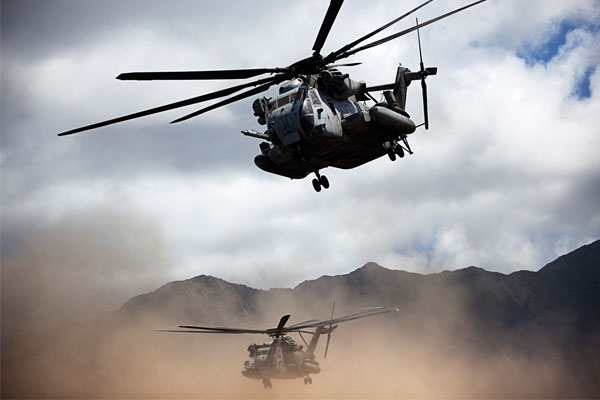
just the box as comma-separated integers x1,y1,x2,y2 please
1,0,599,396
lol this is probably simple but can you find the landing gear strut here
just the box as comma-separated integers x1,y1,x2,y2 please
385,139,412,162
311,170,329,192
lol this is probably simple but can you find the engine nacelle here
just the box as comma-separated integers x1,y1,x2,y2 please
318,69,366,100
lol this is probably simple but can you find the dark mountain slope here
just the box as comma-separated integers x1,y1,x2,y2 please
120,274,265,325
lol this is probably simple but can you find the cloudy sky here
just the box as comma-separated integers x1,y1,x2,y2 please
2,0,599,321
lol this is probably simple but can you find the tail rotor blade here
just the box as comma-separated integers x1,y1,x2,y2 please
324,301,335,359
324,331,332,359
417,18,424,68
422,78,429,130
417,18,430,130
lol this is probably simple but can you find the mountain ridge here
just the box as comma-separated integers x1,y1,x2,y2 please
152,239,599,297
112,240,599,349
115,240,599,332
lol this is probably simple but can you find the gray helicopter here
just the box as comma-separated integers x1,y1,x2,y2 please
160,306,398,388
58,0,487,192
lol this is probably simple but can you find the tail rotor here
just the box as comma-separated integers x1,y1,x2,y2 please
415,18,437,130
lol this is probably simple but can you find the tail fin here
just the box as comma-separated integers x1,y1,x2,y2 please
307,325,338,355
393,64,411,110
307,326,325,355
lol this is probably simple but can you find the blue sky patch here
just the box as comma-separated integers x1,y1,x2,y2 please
517,18,598,66
516,18,597,100
573,66,595,100
518,20,578,66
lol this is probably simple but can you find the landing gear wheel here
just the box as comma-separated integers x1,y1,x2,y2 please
308,377,313,384
312,170,329,192
312,178,322,192
387,148,396,161
319,175,329,189
304,377,308,385
394,145,405,158
262,378,272,388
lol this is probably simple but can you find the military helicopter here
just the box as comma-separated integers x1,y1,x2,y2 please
160,305,398,388
58,0,487,192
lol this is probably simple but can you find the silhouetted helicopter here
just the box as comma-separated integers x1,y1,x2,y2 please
59,0,487,192
160,305,398,388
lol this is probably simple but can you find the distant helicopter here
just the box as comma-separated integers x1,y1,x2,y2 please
160,306,398,388
58,0,487,192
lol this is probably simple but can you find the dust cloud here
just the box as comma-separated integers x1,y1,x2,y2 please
1,203,171,338
1,223,593,398
3,285,587,398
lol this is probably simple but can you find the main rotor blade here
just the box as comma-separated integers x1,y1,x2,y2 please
275,315,291,336
335,0,488,60
57,75,282,136
170,79,278,124
287,307,399,331
178,325,269,334
325,62,362,68
325,0,435,63
288,319,320,329
157,329,261,334
318,307,398,327
162,308,398,337
117,68,288,81
312,0,344,55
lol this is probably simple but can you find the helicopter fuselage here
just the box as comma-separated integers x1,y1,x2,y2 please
242,335,321,383
162,307,399,388
249,75,416,181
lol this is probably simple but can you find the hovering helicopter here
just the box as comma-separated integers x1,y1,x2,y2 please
159,305,398,388
58,0,487,192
